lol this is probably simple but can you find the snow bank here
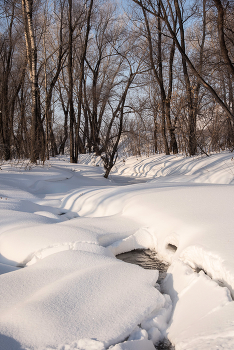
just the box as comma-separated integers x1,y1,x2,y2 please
0,262,19,275
109,152,234,184
109,227,157,255
1,153,234,349
62,182,234,296
0,223,99,266
162,260,234,349
0,250,161,349
62,153,234,348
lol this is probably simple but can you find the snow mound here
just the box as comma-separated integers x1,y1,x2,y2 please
57,338,106,350
0,263,19,275
128,326,148,341
180,245,234,298
141,294,172,334
162,260,233,349
0,223,98,266
26,241,114,266
0,250,161,349
110,152,234,184
1,154,234,350
108,227,157,256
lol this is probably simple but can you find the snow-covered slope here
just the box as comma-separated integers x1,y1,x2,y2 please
0,152,234,349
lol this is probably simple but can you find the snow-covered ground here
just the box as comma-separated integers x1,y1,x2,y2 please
0,152,234,349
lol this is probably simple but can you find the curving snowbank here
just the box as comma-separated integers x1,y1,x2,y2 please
0,153,234,349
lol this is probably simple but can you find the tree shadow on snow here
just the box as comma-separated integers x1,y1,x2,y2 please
0,334,24,350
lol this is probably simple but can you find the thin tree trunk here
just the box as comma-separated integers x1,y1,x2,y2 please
75,0,93,160
68,0,75,163
174,0,197,155
22,0,44,163
213,0,234,77
1,6,15,160
58,85,68,155
153,113,158,153
142,5,171,155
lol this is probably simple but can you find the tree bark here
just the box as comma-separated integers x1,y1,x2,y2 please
213,0,234,77
22,0,44,163
68,0,75,163
75,0,93,160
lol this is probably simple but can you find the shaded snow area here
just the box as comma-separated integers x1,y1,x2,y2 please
0,153,234,349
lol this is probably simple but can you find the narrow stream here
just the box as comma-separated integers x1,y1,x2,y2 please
116,249,174,350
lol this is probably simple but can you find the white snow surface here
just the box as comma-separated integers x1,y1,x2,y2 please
0,152,234,349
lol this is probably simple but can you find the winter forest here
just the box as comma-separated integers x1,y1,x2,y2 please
1,0,234,172
1,1,234,350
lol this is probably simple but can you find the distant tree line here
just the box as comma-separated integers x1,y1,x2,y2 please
0,0,234,176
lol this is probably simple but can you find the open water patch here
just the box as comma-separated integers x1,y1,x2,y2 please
116,249,174,350
116,249,169,283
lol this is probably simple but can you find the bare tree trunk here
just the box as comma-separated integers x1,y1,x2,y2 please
58,84,68,155
1,5,15,160
102,73,135,177
75,0,93,160
22,0,44,163
213,0,234,77
167,19,178,154
155,0,234,125
68,0,75,163
153,113,158,153
43,12,49,160
142,4,174,155
60,112,68,155
174,0,197,155
103,100,124,178
44,4,66,158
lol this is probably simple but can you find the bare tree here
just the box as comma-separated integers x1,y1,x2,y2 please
132,0,234,149
21,0,45,162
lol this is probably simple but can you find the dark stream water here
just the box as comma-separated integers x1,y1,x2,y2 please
116,249,175,350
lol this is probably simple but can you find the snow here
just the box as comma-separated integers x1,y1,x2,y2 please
0,262,19,275
110,339,155,350
0,251,161,349
0,152,234,349
162,260,234,349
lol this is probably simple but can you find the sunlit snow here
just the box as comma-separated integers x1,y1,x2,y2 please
0,152,234,349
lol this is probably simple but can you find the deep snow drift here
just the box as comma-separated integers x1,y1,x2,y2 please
0,152,234,349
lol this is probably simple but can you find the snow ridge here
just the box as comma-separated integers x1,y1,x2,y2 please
180,245,234,298
20,240,113,267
